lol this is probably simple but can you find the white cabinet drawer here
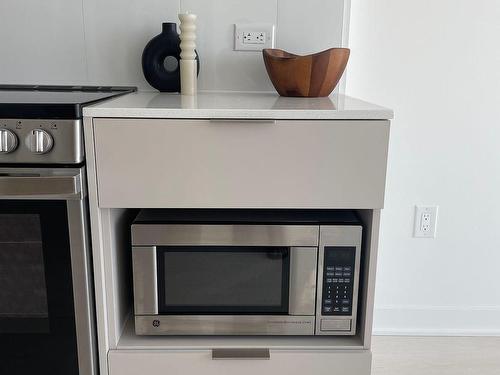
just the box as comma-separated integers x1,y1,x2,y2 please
108,349,371,375
93,119,390,208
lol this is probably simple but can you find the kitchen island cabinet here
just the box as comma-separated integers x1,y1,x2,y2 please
83,92,393,375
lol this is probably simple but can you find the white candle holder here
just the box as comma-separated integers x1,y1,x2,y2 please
179,12,197,96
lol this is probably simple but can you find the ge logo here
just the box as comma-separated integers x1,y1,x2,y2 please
152,320,161,327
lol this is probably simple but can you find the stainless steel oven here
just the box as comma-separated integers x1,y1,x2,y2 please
131,210,362,336
0,167,96,375
0,84,135,374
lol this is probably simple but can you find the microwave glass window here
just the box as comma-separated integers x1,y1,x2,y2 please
0,214,49,332
158,247,290,314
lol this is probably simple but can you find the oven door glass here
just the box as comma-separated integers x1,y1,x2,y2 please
0,200,78,375
157,246,290,314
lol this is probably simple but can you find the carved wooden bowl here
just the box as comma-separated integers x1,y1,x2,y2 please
263,48,350,97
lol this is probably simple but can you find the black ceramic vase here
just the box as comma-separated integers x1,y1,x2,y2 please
142,22,200,92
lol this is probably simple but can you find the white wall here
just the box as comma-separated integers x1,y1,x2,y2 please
0,0,347,91
346,0,500,335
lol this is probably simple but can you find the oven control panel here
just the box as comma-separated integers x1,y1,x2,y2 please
0,119,83,164
321,246,356,316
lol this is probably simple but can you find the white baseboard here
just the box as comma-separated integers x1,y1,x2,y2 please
373,305,500,336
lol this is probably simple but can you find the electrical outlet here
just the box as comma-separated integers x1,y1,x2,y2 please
234,23,275,51
414,206,439,238
243,31,266,44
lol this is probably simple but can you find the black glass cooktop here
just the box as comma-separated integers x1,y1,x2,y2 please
0,85,136,119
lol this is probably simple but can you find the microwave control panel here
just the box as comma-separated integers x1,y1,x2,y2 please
321,247,356,316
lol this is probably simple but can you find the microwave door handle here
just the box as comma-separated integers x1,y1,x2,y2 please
0,173,82,199
212,349,270,360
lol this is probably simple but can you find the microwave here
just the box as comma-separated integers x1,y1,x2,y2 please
131,210,362,336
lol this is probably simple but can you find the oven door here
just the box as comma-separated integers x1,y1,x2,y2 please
132,225,319,335
0,168,96,375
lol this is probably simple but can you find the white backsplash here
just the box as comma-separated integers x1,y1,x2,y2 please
180,0,278,92
0,0,347,91
0,0,88,85
83,0,181,88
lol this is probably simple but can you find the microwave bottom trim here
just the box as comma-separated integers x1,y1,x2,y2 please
136,315,314,335
135,315,354,336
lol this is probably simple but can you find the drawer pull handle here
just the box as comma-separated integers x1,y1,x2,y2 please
209,119,276,125
212,348,270,360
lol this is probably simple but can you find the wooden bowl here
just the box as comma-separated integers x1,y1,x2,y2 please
262,48,350,97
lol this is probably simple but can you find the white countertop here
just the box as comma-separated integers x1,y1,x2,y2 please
83,91,393,120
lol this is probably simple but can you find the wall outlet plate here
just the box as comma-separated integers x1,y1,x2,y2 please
234,23,275,51
414,206,439,238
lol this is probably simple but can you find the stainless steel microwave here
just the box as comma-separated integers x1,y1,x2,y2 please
131,210,362,336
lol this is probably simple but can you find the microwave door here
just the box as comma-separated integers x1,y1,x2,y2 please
132,245,318,335
132,246,293,315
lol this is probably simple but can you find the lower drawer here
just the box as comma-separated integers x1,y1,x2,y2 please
108,349,371,375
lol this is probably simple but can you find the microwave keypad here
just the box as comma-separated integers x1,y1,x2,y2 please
322,247,356,316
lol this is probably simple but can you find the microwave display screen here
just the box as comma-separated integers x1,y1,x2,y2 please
157,246,290,314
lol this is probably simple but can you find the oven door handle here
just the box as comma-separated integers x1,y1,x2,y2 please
0,173,82,200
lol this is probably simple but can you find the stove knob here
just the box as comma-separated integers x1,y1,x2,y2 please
0,129,18,154
30,129,53,154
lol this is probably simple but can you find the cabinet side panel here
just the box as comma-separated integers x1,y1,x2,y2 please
83,117,110,375
357,209,381,349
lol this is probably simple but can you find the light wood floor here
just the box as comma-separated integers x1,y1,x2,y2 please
372,336,500,375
